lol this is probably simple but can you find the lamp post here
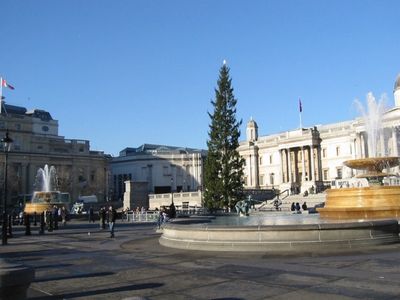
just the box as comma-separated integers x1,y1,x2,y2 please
2,130,13,245
170,177,174,204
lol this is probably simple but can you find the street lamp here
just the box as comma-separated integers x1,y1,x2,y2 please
2,130,13,245
170,177,174,204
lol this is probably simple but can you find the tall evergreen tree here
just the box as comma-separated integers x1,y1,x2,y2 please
204,63,245,211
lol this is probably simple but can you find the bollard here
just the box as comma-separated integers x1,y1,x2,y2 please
0,258,35,300
24,214,31,236
7,215,12,238
33,212,37,226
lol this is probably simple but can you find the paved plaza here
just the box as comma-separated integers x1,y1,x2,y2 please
1,218,400,300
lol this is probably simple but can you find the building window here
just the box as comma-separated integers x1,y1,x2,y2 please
323,169,329,181
259,175,264,186
244,176,248,186
270,173,275,185
350,145,352,155
90,171,95,182
163,166,170,176
42,125,49,132
269,155,273,164
336,146,340,157
322,148,327,158
336,167,343,179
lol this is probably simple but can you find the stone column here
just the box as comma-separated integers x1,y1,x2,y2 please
356,133,362,159
301,147,306,182
287,149,292,183
310,146,316,182
360,132,366,158
294,148,299,183
392,127,399,156
280,150,285,183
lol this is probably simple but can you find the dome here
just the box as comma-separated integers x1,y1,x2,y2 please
395,74,400,91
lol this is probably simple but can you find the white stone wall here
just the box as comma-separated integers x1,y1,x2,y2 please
148,191,203,210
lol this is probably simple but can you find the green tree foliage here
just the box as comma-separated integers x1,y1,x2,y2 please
204,64,245,211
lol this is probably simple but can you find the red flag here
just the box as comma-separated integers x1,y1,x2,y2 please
299,98,302,113
1,78,15,90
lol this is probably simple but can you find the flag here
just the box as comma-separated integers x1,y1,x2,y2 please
299,98,302,113
1,78,15,90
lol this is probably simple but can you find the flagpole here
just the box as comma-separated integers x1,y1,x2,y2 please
299,111,302,129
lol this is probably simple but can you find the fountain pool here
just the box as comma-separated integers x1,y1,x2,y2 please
159,213,399,252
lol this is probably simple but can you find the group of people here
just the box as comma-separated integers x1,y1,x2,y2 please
290,202,308,214
92,206,117,237
43,205,68,230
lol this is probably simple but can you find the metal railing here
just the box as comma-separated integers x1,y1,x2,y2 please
125,211,159,223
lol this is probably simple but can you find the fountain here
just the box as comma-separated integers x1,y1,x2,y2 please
159,92,400,253
318,93,400,219
24,165,70,214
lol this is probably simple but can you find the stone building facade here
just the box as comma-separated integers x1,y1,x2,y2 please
111,144,206,202
238,75,400,193
0,101,110,206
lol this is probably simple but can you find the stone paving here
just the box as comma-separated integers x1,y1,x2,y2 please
1,219,400,299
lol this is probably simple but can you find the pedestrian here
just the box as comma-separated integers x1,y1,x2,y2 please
302,202,308,211
61,207,67,226
52,205,59,230
295,202,301,213
88,206,95,223
157,210,163,229
99,207,106,229
290,202,295,212
108,206,117,238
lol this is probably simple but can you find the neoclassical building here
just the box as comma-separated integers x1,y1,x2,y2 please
238,75,400,193
0,101,110,205
111,144,206,200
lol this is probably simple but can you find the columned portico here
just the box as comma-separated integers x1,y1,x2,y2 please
278,143,321,192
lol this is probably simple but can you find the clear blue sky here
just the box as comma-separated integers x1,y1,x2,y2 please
1,0,399,156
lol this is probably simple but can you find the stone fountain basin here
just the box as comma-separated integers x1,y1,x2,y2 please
159,216,399,253
344,157,399,171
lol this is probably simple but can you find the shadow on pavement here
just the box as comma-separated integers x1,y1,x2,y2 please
34,271,114,283
29,282,164,299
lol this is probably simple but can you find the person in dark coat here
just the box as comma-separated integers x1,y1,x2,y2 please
295,202,301,213
88,206,95,223
52,205,59,230
108,206,117,238
290,202,296,212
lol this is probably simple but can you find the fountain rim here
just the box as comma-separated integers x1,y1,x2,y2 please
343,156,400,171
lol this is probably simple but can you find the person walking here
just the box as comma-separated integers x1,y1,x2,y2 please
61,207,67,226
99,207,106,229
88,206,95,223
108,206,117,238
52,205,59,230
